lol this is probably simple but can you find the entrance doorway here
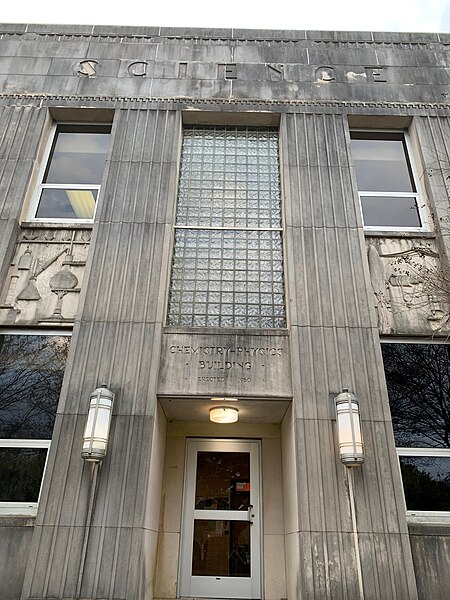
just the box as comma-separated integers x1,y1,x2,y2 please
179,439,262,599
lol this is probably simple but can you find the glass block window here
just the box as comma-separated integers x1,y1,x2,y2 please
168,126,286,328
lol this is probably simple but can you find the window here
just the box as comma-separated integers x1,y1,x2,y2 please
0,332,70,515
30,124,111,222
350,131,425,230
381,342,450,519
167,125,286,328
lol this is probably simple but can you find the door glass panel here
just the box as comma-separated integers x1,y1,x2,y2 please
195,451,250,510
192,520,251,577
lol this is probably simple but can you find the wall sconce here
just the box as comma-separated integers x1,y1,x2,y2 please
81,384,115,462
335,389,364,467
210,406,239,423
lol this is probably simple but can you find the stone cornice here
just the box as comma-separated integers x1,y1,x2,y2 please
1,92,450,114
0,25,449,47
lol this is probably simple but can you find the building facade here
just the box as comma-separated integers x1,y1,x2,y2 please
0,22,450,600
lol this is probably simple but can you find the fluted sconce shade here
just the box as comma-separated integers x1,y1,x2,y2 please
335,389,364,466
82,385,114,462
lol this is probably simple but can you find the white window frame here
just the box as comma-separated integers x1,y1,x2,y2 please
0,329,71,516
351,129,429,233
27,122,110,224
0,440,51,516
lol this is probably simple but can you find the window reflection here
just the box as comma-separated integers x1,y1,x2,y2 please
382,342,450,514
36,189,98,220
360,195,421,228
0,448,47,502
192,520,250,577
351,136,415,193
382,343,450,448
44,128,111,185
34,124,111,221
195,452,250,511
350,131,422,229
0,334,70,439
399,456,450,512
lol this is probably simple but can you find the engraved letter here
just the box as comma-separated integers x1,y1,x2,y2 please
365,66,387,83
220,64,237,80
315,66,335,82
77,60,98,77
178,62,188,78
267,63,285,80
128,61,147,77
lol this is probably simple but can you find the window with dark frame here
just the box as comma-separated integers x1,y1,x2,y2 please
350,131,424,230
381,342,450,515
0,332,70,514
167,125,286,328
31,124,111,221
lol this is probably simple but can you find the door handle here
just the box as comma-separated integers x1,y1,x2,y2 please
247,504,255,524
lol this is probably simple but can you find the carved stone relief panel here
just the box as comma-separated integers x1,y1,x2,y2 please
0,228,91,327
366,237,450,335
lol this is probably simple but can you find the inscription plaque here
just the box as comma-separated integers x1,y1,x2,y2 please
158,332,292,398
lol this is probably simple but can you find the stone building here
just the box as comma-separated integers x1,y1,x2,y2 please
1,22,450,600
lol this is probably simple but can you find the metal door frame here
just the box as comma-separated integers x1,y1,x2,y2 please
178,438,262,599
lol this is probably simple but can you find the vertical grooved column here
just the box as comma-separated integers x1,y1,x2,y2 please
21,108,181,600
282,112,419,600
0,105,47,290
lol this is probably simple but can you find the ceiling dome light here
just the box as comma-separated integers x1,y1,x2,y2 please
209,406,239,424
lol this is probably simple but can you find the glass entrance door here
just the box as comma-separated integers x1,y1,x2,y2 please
179,439,262,599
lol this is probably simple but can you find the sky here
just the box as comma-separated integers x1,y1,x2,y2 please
2,0,450,34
